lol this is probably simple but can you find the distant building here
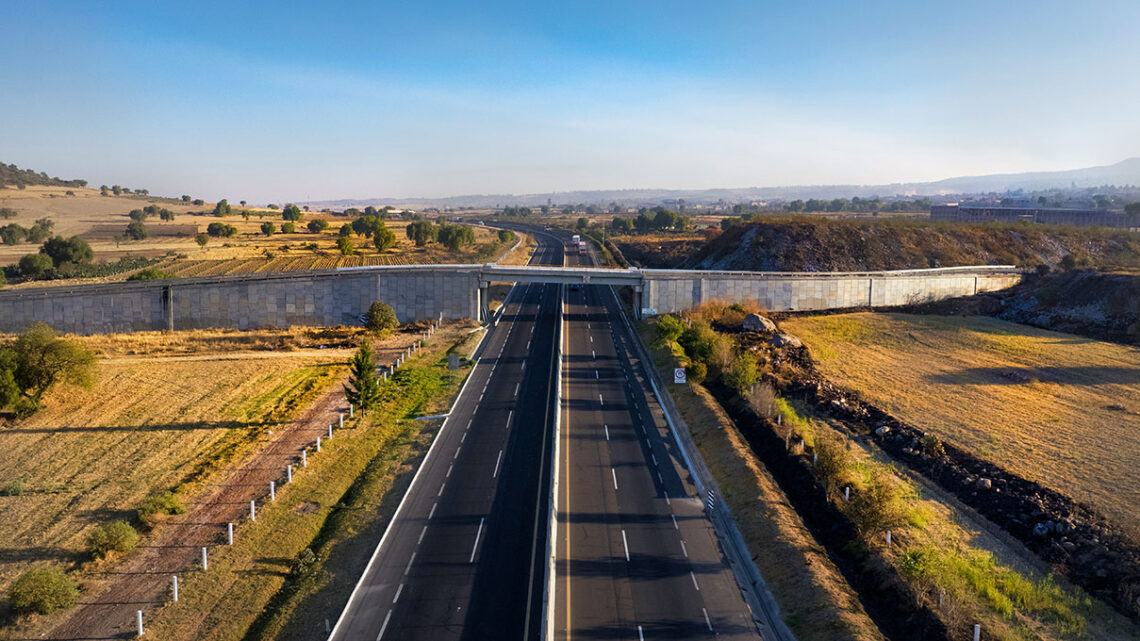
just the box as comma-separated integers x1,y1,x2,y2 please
931,204,1139,230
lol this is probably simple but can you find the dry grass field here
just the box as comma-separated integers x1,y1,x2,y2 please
0,187,513,286
0,324,454,627
781,313,1140,538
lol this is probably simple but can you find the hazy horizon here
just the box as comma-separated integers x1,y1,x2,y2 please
2,1,1138,204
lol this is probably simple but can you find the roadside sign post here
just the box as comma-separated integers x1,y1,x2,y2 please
673,367,686,384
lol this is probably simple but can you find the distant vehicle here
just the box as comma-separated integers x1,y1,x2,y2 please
579,244,587,255
571,234,580,245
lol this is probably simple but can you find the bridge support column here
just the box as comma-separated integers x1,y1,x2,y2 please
478,282,489,323
633,286,643,320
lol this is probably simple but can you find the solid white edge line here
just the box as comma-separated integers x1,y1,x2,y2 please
703,607,713,631
328,305,500,641
621,529,631,562
611,468,618,490
604,424,610,440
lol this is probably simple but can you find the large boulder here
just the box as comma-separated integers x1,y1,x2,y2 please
770,332,803,348
742,313,776,332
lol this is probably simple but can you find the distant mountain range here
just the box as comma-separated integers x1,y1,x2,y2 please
302,157,1140,210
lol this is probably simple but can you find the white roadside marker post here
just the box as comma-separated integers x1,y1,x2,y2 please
227,522,234,545
316,436,321,452
137,610,144,636
172,575,179,602
328,424,333,439
270,481,276,501
302,450,308,467
287,465,293,483
844,486,850,501
886,530,892,546
339,413,344,429
350,404,354,418
250,500,257,521
974,624,981,641
201,547,208,571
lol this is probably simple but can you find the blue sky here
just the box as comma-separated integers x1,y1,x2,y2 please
1,1,1137,203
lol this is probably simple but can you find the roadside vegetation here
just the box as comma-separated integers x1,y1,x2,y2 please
645,305,1139,640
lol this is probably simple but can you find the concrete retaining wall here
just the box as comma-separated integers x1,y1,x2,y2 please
0,266,482,335
640,267,1021,315
0,265,1021,335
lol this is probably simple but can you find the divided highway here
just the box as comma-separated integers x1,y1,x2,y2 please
555,245,761,639
329,236,562,641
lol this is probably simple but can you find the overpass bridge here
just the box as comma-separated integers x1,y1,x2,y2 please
0,263,1021,335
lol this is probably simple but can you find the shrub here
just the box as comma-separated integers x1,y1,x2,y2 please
844,466,910,538
125,268,173,281
195,232,209,247
722,351,758,396
337,236,354,256
281,222,295,234
497,229,516,243
9,568,78,615
137,490,186,528
2,479,25,496
684,361,707,384
813,435,855,494
260,221,275,236
365,301,398,332
655,314,684,345
206,222,237,237
86,520,139,559
307,219,329,233
290,547,318,580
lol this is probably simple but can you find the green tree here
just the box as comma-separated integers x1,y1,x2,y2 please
374,226,396,251
18,253,53,278
10,323,96,407
282,203,303,221
9,568,78,615
337,236,355,255
206,222,237,237
307,219,329,233
577,217,589,230
844,467,910,538
40,235,93,267
406,221,438,246
343,340,382,414
1,223,28,245
653,208,677,230
365,301,398,332
86,520,139,559
497,229,516,243
195,232,209,247
437,224,475,250
124,220,147,240
281,222,296,233
611,217,633,233
181,195,191,202
212,199,231,217
111,185,122,196
0,350,19,409
1126,202,1140,215
338,223,353,237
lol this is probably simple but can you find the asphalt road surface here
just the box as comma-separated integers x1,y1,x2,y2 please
329,235,562,641
555,244,761,640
